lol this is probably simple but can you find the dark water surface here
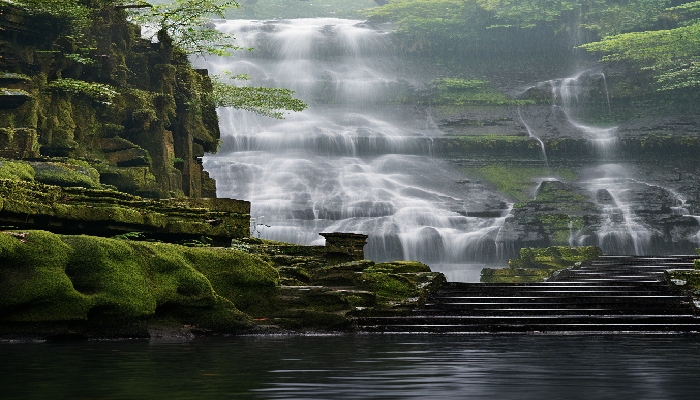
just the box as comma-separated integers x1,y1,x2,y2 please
1,334,699,399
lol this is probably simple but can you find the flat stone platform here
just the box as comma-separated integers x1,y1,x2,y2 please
355,256,700,333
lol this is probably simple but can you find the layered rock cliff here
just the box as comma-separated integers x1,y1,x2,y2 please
1,2,219,198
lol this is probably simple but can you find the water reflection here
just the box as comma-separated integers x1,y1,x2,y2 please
1,335,699,399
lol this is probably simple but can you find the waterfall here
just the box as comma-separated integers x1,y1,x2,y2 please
549,71,618,156
517,107,548,166
550,73,646,254
547,72,700,255
200,19,514,269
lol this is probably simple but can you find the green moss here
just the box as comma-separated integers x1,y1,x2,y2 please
481,267,557,283
534,181,590,204
463,165,578,202
0,160,35,181
0,231,263,334
427,78,535,106
509,246,602,269
32,161,101,188
366,261,432,273
482,246,602,283
538,214,584,246
47,79,118,106
182,246,279,314
0,231,91,321
98,166,163,197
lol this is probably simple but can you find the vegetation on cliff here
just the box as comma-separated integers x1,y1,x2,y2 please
581,1,700,91
365,0,699,103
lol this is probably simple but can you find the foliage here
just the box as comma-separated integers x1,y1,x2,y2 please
47,78,119,105
11,0,92,33
475,0,671,35
367,0,674,50
364,0,491,49
210,76,307,118
227,0,378,19
581,0,672,36
128,0,242,56
581,4,700,91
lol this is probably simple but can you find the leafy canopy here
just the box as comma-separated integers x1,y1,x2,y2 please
128,0,243,56
581,2,700,90
210,75,307,119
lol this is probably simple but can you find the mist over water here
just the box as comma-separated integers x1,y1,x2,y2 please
202,19,513,265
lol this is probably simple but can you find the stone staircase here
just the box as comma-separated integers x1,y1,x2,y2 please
355,256,700,333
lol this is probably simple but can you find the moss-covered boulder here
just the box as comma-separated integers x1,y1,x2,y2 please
0,230,280,339
481,246,602,283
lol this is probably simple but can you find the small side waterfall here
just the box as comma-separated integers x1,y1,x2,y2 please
517,107,548,166
549,71,618,155
548,72,700,255
201,19,514,268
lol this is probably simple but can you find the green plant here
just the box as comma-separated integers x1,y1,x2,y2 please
209,76,307,119
47,78,118,105
128,0,243,56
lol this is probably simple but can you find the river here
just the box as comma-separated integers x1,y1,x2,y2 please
2,334,699,399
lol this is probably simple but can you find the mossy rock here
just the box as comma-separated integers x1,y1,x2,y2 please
484,246,602,283
31,161,101,189
509,246,602,269
481,267,557,283
278,266,312,284
665,270,700,293
0,160,35,181
368,261,432,273
0,230,283,337
98,166,163,198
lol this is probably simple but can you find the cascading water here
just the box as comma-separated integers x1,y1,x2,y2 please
200,19,513,275
550,73,654,254
549,71,700,255
549,70,618,156
517,107,548,166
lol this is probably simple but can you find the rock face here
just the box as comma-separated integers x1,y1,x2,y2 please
0,178,251,245
0,3,220,198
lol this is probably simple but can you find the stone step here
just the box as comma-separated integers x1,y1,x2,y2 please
359,322,700,334
354,256,700,333
417,308,693,317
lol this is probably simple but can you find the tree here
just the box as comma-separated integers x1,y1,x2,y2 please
126,0,307,116
581,1,700,90
127,0,243,56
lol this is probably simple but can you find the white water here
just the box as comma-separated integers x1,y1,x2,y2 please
551,73,654,254
550,72,700,254
517,107,548,166
549,71,618,156
200,19,512,266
